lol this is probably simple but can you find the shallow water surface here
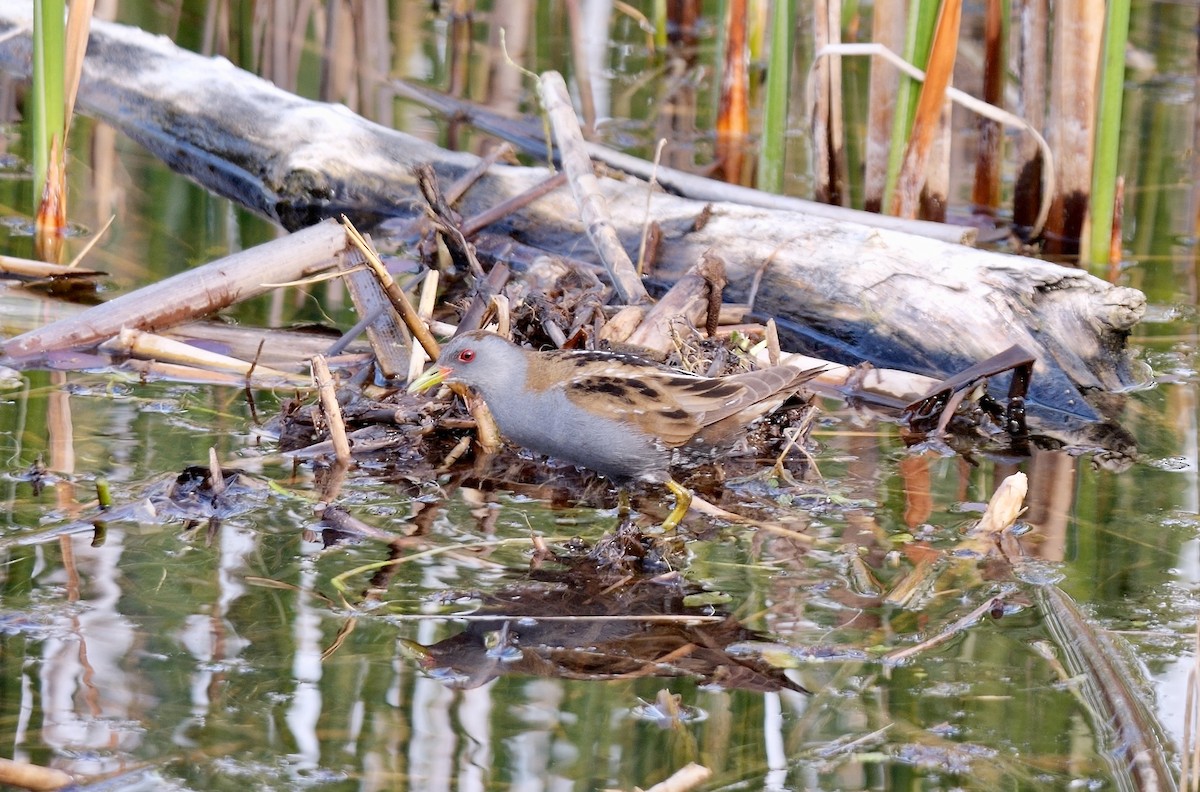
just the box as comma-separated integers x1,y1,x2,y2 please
1,1,1198,790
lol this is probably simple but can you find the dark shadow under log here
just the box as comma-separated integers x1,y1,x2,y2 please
0,7,1148,422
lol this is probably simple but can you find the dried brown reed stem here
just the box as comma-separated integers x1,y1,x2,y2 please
446,0,473,99
207,447,226,496
636,138,667,275
890,0,961,219
62,0,92,121
810,0,845,205
971,0,1004,214
416,164,484,278
1011,0,1049,235
1044,0,1104,256
445,142,513,205
459,171,568,238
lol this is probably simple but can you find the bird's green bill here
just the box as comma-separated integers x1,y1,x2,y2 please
408,364,448,393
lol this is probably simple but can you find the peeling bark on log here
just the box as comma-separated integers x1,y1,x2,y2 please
0,5,1147,421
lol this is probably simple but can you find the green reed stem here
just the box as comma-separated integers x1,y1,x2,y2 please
32,0,66,207
757,0,794,193
1086,0,1130,267
883,0,939,207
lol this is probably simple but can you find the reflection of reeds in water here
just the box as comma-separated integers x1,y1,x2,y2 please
1185,616,1200,791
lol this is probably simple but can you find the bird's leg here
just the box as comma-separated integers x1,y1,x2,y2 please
617,489,631,523
661,479,693,531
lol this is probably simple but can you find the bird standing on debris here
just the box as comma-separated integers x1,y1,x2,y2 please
409,330,822,529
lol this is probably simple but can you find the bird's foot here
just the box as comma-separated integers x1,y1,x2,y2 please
661,479,693,531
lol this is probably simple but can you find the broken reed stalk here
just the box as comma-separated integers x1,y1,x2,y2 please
625,252,726,353
1044,0,1105,257
1085,0,1130,268
537,70,650,306
890,0,961,219
336,246,410,380
406,269,440,383
207,447,226,495
863,1,904,212
443,141,513,205
445,0,472,101
970,0,1004,215
459,171,568,238
341,217,442,360
415,164,485,278
33,0,92,258
716,0,750,185
102,328,312,386
0,254,103,281
809,0,845,205
757,0,794,194
1011,0,1049,237
920,82,952,221
312,354,352,464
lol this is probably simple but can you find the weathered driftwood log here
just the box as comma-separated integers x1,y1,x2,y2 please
0,5,1147,421
2,219,348,358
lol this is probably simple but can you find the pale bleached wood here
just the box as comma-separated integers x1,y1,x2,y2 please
538,71,649,305
2,219,348,358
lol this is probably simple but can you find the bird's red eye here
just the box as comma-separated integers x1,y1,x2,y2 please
457,349,475,363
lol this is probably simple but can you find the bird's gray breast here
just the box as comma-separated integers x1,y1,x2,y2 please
484,387,667,483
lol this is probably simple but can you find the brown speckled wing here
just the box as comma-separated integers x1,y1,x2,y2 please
533,348,822,448
560,367,813,448
662,365,821,421
560,370,709,447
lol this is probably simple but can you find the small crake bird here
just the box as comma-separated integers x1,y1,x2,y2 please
409,330,823,529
